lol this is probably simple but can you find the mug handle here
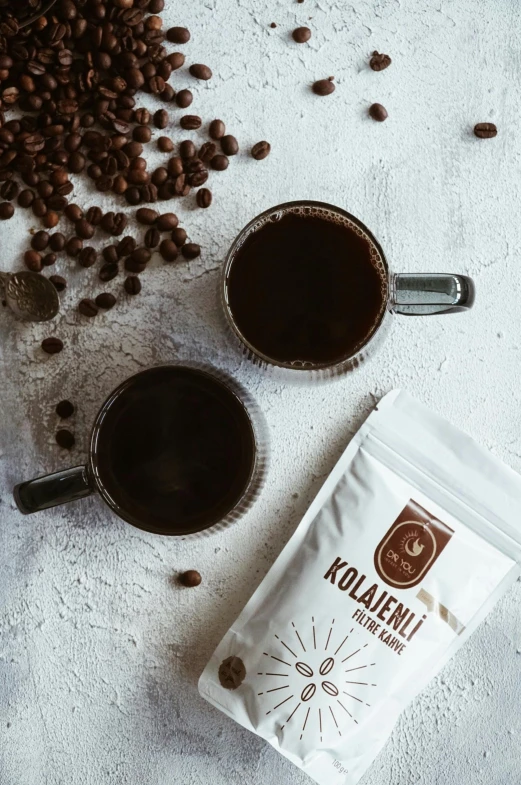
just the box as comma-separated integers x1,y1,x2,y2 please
391,273,475,315
13,465,94,514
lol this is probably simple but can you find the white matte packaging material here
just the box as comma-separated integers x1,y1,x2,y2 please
199,390,521,785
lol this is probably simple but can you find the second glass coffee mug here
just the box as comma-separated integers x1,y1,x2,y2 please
221,201,475,379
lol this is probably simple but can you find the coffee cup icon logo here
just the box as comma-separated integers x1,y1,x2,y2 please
374,500,453,589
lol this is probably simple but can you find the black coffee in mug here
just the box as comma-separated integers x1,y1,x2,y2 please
225,209,387,366
93,366,256,534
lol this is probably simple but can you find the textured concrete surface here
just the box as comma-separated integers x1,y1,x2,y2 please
1,1,521,784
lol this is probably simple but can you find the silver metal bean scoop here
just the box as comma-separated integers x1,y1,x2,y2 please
0,271,59,322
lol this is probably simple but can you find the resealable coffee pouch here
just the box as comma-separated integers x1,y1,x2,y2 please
199,390,521,785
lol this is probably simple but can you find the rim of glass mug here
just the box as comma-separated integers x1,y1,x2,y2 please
13,363,270,538
221,200,475,382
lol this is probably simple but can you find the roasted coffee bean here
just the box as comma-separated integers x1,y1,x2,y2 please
196,188,212,208
99,212,115,234
134,108,151,126
86,207,103,226
179,140,196,159
31,231,49,251
182,243,201,260
199,142,217,163
49,233,66,252
64,204,83,223
99,262,119,282
75,219,95,240
209,119,225,140
129,247,151,266
124,256,146,273
37,182,54,201
145,227,161,248
166,27,190,44
293,26,311,43
179,570,201,587
176,89,193,108
370,51,392,71
154,109,169,130
171,227,187,247
136,207,159,225
50,275,66,292
42,337,63,355
96,293,117,310
158,137,174,153
211,154,229,171
152,167,169,187
251,141,271,160
174,174,190,196
18,190,34,208
0,202,14,219
189,64,212,81
156,212,179,231
42,253,57,267
24,250,42,272
0,180,18,200
43,212,60,229
167,52,185,70
78,247,97,268
221,135,239,156
161,84,176,102
103,245,120,264
369,102,388,121
32,199,47,218
133,125,152,144
78,298,98,317
270,22,277,28
118,236,137,257
56,400,74,418
313,76,335,95
167,157,184,177
180,115,202,130
187,169,208,187
56,429,75,450
125,187,142,205
124,275,142,295
159,239,178,261
474,122,497,138
66,237,83,257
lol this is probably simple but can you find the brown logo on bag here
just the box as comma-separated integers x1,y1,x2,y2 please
374,500,453,589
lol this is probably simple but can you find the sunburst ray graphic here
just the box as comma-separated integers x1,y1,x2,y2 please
257,616,377,744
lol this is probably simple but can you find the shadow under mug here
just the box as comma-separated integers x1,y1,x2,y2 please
221,201,475,380
13,364,268,537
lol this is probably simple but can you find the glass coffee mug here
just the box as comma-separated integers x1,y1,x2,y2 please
14,365,268,536
221,201,475,379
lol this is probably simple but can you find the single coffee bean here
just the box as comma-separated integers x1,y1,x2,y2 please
0,180,18,200
0,202,14,219
167,52,185,70
179,140,196,159
187,169,208,187
103,245,120,264
145,227,161,248
76,247,96,268
124,276,142,295
112,214,128,236
369,102,388,121
156,212,179,231
96,293,117,310
221,135,239,156
56,429,75,450
159,239,178,261
31,231,49,251
211,154,229,171
370,51,392,71
75,219,95,240
66,237,83,257
154,109,169,129
149,75,166,95
199,142,217,163
49,233,65,252
161,84,176,102
474,122,497,138
209,119,225,140
78,298,98,317
176,89,193,108
166,27,190,44
99,262,119,282
133,125,152,144
270,22,277,28
312,76,335,95
86,206,103,226
136,207,159,225
125,257,146,274
251,141,271,160
196,188,212,208
167,157,184,177
24,250,42,272
42,212,60,230
158,137,174,153
42,337,63,354
152,167,169,186
171,227,187,246
65,204,83,222
118,236,137,257
182,243,201,260
180,115,202,130
179,570,201,587
56,400,74,418
189,64,212,81
292,26,311,43
134,108,151,125
18,190,34,208
130,247,151,265
42,253,56,267
50,275,66,292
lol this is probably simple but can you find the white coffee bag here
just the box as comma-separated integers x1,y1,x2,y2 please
199,390,521,785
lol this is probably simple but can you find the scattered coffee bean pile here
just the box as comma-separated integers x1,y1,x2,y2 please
0,0,272,380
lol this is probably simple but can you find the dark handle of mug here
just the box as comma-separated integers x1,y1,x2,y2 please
391,274,475,315
13,465,94,514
